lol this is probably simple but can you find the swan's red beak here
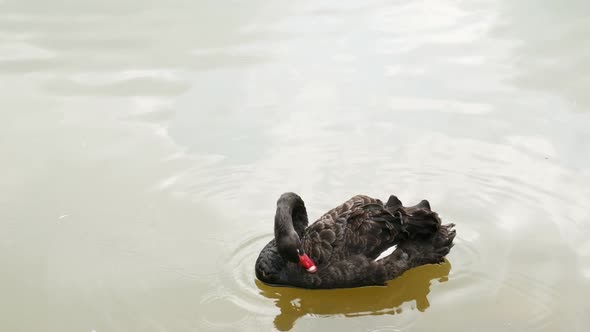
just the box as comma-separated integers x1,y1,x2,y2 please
298,253,317,273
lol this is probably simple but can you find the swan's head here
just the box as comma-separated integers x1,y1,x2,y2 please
277,235,317,273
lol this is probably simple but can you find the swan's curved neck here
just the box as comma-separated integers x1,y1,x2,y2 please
274,193,308,240
273,193,317,272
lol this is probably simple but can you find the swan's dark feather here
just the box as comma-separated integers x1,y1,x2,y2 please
305,195,402,262
255,193,456,289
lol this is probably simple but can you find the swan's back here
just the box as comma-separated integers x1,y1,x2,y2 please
302,195,403,265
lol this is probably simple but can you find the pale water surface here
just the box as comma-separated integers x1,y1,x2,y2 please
1,0,590,331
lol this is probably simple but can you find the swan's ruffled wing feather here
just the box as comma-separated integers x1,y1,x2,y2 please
303,195,402,264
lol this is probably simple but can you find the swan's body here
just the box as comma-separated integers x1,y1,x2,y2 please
255,193,456,289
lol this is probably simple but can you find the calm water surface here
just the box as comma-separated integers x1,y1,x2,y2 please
1,0,589,331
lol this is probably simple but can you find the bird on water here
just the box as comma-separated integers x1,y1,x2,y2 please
255,192,456,289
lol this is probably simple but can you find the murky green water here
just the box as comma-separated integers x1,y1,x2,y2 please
1,0,589,331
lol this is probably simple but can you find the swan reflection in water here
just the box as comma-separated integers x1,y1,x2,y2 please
256,260,452,331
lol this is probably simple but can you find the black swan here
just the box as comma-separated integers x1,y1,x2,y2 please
255,193,456,289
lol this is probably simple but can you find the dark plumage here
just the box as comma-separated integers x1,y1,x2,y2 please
255,192,456,289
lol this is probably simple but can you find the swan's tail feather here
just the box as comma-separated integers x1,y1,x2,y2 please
385,197,440,240
401,208,441,240
385,195,403,210
381,196,455,279
382,223,456,279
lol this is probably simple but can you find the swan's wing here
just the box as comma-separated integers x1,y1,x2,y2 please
318,195,383,223
303,195,402,264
